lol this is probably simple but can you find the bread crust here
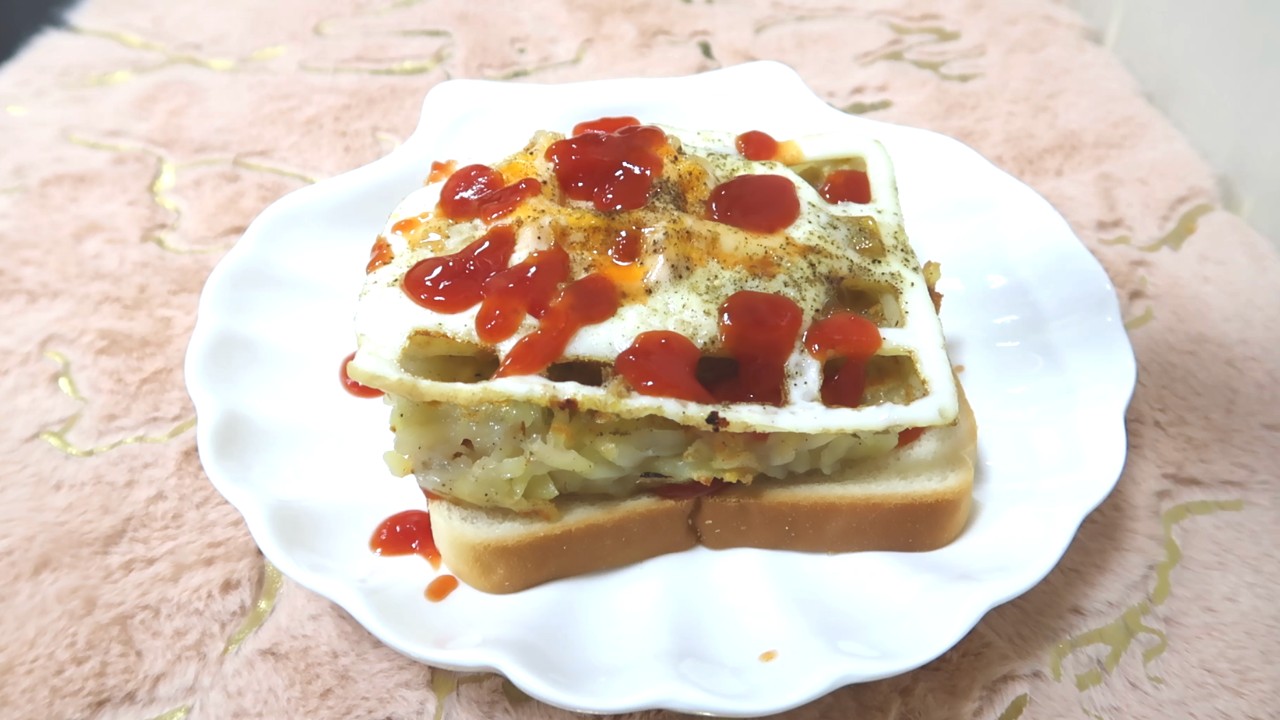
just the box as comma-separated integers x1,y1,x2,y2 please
430,383,976,593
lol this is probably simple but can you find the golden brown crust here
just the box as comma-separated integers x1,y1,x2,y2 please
431,381,976,593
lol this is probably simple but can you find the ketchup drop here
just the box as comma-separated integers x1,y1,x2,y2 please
427,159,458,184
426,574,460,602
366,236,393,274
804,312,882,362
804,313,883,408
572,116,641,136
370,509,440,567
438,164,541,222
707,291,804,405
341,351,383,398
546,124,667,211
616,331,715,403
477,179,543,222
391,216,422,237
401,225,516,313
735,130,779,161
706,174,800,234
439,164,503,219
476,246,571,343
819,360,869,409
611,292,804,405
818,169,872,205
495,274,619,377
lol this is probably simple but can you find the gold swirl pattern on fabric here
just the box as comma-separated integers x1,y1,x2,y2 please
223,559,285,655
754,13,982,82
500,678,533,704
996,693,1029,720
1123,305,1154,331
430,670,491,720
484,40,591,80
430,670,457,720
842,99,894,114
1100,203,1215,252
301,46,451,76
860,22,984,82
69,26,285,85
314,8,452,38
39,412,196,458
316,22,451,38
1048,500,1245,698
375,131,404,154
230,158,320,186
36,350,197,457
314,0,431,34
308,0,453,75
143,705,191,720
696,39,721,68
43,350,86,402
67,134,319,254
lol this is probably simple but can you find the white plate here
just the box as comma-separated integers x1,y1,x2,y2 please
185,62,1135,716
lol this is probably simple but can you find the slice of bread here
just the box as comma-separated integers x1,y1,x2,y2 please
430,494,698,594
431,384,976,594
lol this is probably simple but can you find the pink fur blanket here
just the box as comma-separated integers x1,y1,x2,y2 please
1,0,1276,718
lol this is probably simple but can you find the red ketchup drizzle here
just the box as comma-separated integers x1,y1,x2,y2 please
367,236,393,274
476,246,571,343
708,291,804,405
616,331,715,403
438,164,541,222
370,509,440,568
545,124,667,211
495,274,619,377
478,179,542,222
818,169,872,205
652,478,726,500
896,427,925,448
804,312,883,408
735,130,780,161
391,217,421,236
427,159,458,184
341,352,383,398
401,225,515,313
573,116,641,135
426,574,460,602
706,175,800,234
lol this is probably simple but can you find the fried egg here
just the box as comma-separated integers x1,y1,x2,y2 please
350,125,958,435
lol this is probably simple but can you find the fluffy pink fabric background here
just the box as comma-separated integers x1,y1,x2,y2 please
1,1,1276,718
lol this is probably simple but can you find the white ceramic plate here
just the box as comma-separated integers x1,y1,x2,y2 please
186,62,1136,716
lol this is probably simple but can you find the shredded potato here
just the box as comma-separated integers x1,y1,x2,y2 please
387,396,897,512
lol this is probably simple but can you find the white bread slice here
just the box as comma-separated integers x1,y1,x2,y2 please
431,383,976,594
430,494,698,594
